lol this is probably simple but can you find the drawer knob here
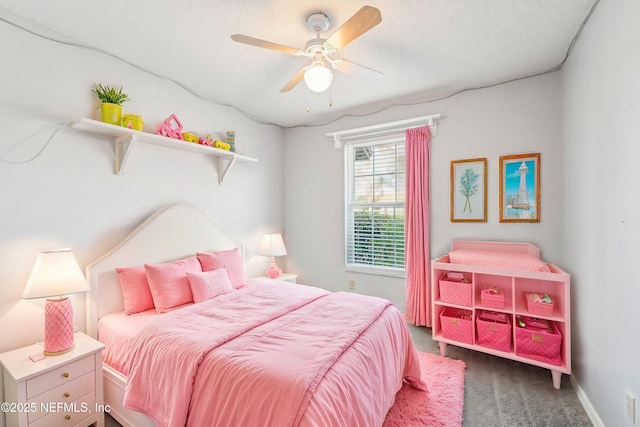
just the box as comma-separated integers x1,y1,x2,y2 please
64,392,70,398
65,415,71,420
62,372,70,378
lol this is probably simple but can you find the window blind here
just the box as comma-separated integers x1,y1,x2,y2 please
345,137,405,274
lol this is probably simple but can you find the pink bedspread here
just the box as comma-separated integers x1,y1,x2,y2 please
98,309,159,376
123,282,425,427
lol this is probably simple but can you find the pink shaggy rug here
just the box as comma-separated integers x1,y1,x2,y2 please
384,351,466,427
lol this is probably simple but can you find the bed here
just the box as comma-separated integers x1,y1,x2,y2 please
85,203,426,427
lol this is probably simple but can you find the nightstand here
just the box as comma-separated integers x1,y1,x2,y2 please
0,332,105,427
255,273,298,283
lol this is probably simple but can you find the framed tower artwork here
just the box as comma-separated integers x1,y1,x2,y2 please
499,153,540,223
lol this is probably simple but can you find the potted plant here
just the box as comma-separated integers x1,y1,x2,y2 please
92,83,130,126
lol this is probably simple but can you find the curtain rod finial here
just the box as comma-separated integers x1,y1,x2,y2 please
429,120,438,136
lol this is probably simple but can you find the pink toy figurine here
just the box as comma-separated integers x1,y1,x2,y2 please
156,114,184,140
198,137,213,146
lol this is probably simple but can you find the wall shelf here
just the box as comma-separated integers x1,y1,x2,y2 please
72,118,257,184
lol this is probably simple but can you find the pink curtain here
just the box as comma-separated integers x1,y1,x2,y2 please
405,126,431,326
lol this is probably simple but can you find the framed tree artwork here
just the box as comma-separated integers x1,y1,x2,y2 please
450,158,487,222
499,153,540,223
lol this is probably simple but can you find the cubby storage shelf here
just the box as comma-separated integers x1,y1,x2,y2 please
72,118,258,184
431,244,571,389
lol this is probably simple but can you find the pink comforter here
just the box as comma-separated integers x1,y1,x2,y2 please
123,282,425,427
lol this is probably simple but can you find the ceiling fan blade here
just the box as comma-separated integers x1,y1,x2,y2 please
231,34,301,56
336,60,383,80
325,6,382,51
280,68,306,92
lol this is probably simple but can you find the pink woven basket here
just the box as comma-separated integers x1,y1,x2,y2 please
440,307,473,344
439,279,472,306
481,287,505,309
525,292,554,316
476,310,512,352
515,316,562,365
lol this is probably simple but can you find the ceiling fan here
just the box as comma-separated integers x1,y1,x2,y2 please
231,6,383,93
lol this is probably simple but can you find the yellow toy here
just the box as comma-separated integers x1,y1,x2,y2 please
182,132,199,143
213,140,231,151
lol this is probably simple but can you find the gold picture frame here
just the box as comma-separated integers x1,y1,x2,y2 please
499,153,540,223
450,158,487,222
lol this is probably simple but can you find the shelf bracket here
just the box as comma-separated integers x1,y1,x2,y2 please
218,155,237,184
115,134,136,175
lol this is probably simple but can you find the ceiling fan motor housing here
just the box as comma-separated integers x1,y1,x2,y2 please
305,38,327,54
306,12,331,34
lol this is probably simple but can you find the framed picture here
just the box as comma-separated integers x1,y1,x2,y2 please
450,158,487,222
499,153,540,223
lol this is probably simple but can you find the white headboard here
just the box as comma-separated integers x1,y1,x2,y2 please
85,203,243,338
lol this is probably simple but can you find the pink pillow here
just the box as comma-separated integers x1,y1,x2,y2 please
115,265,155,315
186,268,234,303
197,248,247,289
145,256,202,313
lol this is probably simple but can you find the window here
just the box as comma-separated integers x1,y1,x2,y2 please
345,137,405,275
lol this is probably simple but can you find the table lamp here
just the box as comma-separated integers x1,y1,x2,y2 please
22,248,90,355
257,233,287,278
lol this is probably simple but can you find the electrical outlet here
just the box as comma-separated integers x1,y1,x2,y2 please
627,391,636,424
349,280,356,290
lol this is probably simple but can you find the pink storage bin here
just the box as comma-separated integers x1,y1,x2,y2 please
439,279,472,306
515,316,562,365
481,287,505,309
525,292,554,316
440,307,473,344
476,310,512,352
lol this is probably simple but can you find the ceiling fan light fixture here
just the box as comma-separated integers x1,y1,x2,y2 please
304,64,333,93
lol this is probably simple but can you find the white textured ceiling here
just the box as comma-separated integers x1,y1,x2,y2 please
0,0,597,128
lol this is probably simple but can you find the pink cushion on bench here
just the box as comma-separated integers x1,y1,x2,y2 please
449,249,550,272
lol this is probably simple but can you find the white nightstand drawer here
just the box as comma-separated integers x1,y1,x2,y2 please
27,372,95,423
29,391,95,427
26,355,95,398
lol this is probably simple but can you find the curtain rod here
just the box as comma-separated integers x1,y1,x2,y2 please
326,114,442,149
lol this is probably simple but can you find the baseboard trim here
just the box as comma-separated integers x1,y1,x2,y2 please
571,375,604,427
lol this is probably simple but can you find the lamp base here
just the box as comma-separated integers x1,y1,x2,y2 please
43,344,75,356
266,257,282,279
43,297,75,356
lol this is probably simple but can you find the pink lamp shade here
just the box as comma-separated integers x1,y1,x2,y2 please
257,233,287,279
22,249,90,356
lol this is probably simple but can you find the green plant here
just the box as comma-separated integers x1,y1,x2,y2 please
92,83,130,106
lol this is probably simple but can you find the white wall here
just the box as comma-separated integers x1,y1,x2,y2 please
0,19,284,426
284,72,564,309
560,1,640,426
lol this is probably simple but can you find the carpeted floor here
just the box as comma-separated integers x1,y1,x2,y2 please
408,324,594,427
107,324,594,427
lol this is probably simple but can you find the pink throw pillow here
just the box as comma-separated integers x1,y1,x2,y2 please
187,268,234,303
116,265,155,315
145,256,201,313
197,247,247,289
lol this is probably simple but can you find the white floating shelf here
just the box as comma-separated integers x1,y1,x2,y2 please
72,118,257,184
